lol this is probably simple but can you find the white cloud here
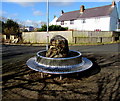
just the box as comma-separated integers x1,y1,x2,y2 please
21,19,44,27
16,2,35,7
24,19,33,25
0,16,8,22
3,1,36,7
0,10,19,20
51,2,73,6
3,0,42,2
1,11,18,19
2,0,120,7
9,13,18,18
0,11,7,16
33,10,43,16
40,21,46,25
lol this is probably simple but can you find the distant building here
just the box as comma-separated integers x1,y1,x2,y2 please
50,1,119,31
25,26,34,31
20,26,34,32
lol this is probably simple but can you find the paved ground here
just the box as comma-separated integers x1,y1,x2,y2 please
1,43,120,100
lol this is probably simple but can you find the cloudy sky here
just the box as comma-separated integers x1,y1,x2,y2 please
1,0,120,27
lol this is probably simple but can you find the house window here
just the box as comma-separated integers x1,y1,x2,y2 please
95,18,100,23
82,19,86,23
70,20,74,24
61,21,64,25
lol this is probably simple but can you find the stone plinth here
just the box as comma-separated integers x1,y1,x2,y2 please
46,35,69,58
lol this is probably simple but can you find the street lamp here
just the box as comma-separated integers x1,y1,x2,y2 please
46,0,49,50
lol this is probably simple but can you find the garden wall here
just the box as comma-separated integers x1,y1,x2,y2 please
22,31,73,43
73,31,119,43
22,31,119,44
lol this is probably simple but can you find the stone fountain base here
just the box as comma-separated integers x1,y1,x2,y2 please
26,50,93,74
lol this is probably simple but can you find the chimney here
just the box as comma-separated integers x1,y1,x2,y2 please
112,1,116,7
61,10,64,15
80,5,85,13
54,15,56,18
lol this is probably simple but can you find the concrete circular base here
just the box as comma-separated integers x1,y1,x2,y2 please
26,57,93,74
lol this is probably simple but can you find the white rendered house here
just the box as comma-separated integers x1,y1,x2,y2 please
49,16,58,26
50,1,119,31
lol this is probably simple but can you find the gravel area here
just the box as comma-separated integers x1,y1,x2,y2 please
1,43,120,100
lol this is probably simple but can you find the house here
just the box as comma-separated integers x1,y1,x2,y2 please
20,26,34,32
49,16,58,26
25,26,34,32
50,1,119,31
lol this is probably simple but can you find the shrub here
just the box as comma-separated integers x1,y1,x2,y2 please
23,29,28,32
38,25,68,31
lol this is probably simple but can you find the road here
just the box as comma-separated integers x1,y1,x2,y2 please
1,43,120,100
2,43,120,59
70,43,120,53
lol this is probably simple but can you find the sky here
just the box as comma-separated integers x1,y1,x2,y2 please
1,0,120,27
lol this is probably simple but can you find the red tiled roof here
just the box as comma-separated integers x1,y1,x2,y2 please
57,4,113,22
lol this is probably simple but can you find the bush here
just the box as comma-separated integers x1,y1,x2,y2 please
23,29,28,32
4,19,19,35
38,25,68,32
